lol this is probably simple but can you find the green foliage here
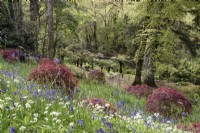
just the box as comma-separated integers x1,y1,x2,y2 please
156,59,200,85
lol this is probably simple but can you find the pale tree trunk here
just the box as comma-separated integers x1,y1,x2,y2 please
143,56,157,87
47,0,54,59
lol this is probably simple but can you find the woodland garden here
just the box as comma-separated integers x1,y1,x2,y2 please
0,0,200,132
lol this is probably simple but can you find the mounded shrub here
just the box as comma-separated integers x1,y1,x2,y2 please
0,49,19,62
28,58,78,95
0,48,27,62
177,123,200,133
81,98,116,114
124,85,153,98
88,69,106,84
146,87,192,117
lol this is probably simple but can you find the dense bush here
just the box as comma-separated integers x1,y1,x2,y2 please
88,69,106,84
124,85,153,98
156,60,200,85
0,48,27,62
28,58,78,95
0,49,19,62
177,123,200,133
146,87,192,117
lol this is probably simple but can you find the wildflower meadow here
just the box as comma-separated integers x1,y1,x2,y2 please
0,56,200,133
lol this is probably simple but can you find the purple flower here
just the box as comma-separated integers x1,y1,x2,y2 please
181,112,187,117
11,100,15,107
6,105,10,110
55,58,60,64
69,105,74,111
13,92,17,96
96,128,106,133
117,100,124,108
77,119,84,128
10,126,15,133
33,90,38,96
51,89,56,95
105,122,112,129
101,118,106,124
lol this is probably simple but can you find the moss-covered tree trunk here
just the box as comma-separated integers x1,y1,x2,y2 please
132,59,143,85
143,56,157,87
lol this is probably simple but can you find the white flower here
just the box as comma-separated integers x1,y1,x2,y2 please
34,113,38,118
5,97,11,100
69,115,74,118
23,96,28,99
33,117,38,122
65,102,70,105
0,99,4,102
166,127,173,132
154,113,160,118
69,122,74,127
25,103,31,108
50,111,60,116
44,117,48,121
6,81,10,84
59,102,64,105
105,103,110,107
96,105,102,110
19,126,26,131
14,102,19,107
28,100,34,104
56,119,61,123
52,118,57,121
45,106,49,110
44,111,48,114
14,79,19,83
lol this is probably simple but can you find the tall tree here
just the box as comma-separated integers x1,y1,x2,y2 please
30,0,39,55
47,0,54,59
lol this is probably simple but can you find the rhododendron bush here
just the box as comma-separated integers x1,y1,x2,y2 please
146,87,192,117
28,58,78,95
88,69,106,84
124,85,153,98
0,49,20,62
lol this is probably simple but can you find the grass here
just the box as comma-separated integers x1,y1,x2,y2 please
0,59,200,132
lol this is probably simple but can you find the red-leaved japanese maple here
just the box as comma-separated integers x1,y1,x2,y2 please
0,49,19,62
124,85,153,98
28,58,78,95
146,87,192,117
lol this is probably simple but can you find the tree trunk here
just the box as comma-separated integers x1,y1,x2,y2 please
47,0,54,59
8,0,14,19
132,59,143,85
119,61,123,78
30,0,39,55
18,0,23,33
80,59,83,68
93,20,98,51
143,56,157,87
76,59,79,67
